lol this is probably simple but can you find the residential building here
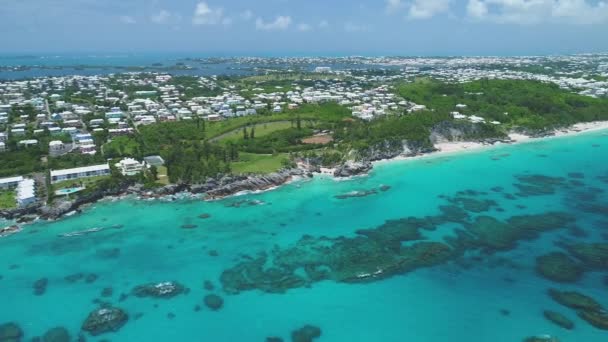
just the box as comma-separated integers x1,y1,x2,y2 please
115,158,144,176
16,179,36,207
50,164,110,184
0,176,23,189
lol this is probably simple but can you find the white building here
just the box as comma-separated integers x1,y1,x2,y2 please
0,176,23,189
50,164,110,184
16,179,36,207
49,140,65,152
115,158,144,176
0,142,5,152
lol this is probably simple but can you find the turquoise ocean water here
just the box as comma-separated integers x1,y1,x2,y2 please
1,130,608,341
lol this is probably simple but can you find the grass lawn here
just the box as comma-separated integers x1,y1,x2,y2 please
0,190,16,209
217,121,293,143
52,175,111,192
156,166,170,185
231,153,289,175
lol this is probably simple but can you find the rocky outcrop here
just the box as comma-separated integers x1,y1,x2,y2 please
361,139,435,162
132,281,185,298
0,204,41,220
431,120,508,144
81,307,128,336
334,161,373,178
205,169,309,199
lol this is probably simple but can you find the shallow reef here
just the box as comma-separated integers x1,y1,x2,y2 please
0,322,23,342
455,213,574,253
548,289,603,311
564,243,608,269
33,278,48,296
291,325,321,342
543,310,574,330
132,281,186,298
203,294,224,311
514,174,568,197
81,306,128,336
41,327,70,342
535,252,583,283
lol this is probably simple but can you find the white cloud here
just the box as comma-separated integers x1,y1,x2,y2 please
408,0,451,19
192,2,224,25
344,22,370,32
255,16,292,30
466,0,608,25
386,0,404,13
119,15,136,24
297,23,313,32
241,10,254,21
466,0,488,19
319,20,329,29
151,10,173,24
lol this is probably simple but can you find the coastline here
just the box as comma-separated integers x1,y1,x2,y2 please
2,120,608,230
370,120,608,167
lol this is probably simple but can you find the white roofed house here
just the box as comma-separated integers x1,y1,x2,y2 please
0,141,5,152
0,176,23,189
50,164,110,184
16,179,36,207
115,158,144,176
49,140,65,153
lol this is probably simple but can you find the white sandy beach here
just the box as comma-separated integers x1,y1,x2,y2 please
372,120,608,167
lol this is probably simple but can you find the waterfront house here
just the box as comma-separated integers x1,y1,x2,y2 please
116,158,144,176
50,164,110,184
0,176,24,189
16,179,36,207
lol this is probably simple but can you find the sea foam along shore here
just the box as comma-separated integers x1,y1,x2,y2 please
371,120,608,167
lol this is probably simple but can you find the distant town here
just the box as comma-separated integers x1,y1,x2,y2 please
1,54,608,214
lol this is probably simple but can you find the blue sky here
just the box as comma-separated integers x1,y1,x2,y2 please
1,0,608,55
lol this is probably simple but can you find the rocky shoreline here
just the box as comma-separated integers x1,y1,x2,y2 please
0,168,314,224
2,120,608,226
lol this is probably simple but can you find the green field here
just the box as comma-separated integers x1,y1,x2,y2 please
0,190,16,209
216,121,294,143
230,153,289,174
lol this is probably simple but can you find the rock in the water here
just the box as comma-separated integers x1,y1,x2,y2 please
0,322,23,342
199,214,211,219
132,281,185,298
33,278,48,296
291,325,321,342
334,161,372,178
42,327,70,342
543,311,574,330
548,289,602,311
535,253,583,283
180,224,197,229
203,294,224,311
81,307,128,336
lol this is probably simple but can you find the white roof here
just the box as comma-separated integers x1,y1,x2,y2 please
50,164,109,177
0,176,24,185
